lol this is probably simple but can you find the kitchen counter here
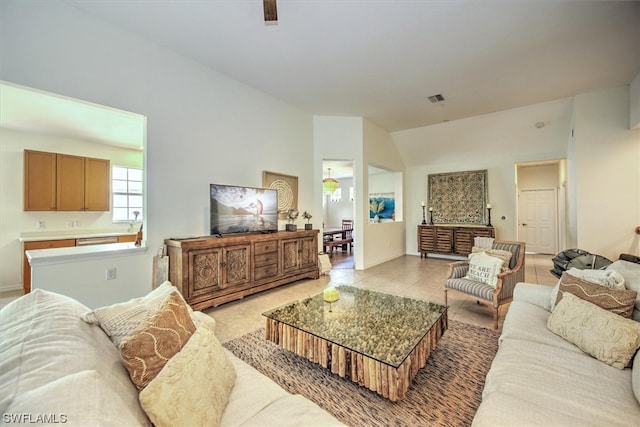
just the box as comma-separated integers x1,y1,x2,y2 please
19,229,137,242
26,241,147,266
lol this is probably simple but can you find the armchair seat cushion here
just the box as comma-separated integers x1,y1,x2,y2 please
445,277,496,301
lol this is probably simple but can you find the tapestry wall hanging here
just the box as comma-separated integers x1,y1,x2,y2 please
427,170,488,224
262,171,298,219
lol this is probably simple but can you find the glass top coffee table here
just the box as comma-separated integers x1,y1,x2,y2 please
262,285,447,401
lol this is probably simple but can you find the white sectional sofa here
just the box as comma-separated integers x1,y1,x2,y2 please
0,288,344,427
473,260,640,426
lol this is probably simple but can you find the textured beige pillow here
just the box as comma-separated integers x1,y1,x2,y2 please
471,247,513,271
81,281,190,347
547,292,640,369
119,291,196,390
556,272,637,318
465,251,504,288
139,325,237,427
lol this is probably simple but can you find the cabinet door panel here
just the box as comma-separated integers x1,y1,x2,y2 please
435,228,453,253
299,237,317,269
24,150,56,211
84,157,110,211
454,228,474,255
223,245,250,286
190,249,222,297
281,239,300,272
419,226,436,252
56,154,85,211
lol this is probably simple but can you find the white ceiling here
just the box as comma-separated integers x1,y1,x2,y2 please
64,0,640,132
2,1,639,174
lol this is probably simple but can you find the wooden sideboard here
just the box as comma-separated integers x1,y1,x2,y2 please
418,225,495,258
165,230,319,310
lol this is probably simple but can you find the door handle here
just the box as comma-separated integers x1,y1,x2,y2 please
522,223,528,226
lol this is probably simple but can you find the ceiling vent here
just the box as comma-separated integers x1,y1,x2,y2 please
428,94,445,103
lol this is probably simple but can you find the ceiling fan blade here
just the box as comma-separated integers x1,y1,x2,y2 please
263,0,278,23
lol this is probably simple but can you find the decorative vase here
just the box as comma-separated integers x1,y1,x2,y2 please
305,223,312,230
286,224,297,231
374,214,380,223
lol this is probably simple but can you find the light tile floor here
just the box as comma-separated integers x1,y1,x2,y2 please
209,253,558,343
0,253,558,343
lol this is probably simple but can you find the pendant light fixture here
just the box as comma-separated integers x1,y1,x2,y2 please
323,168,339,195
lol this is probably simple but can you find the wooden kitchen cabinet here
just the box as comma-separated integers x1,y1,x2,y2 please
24,150,110,211
24,150,56,211
418,225,495,258
22,239,76,294
165,230,319,310
83,157,110,211
56,153,85,210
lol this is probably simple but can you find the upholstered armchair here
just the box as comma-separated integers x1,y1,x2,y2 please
444,240,526,329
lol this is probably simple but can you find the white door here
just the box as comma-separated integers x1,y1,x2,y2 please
518,188,557,254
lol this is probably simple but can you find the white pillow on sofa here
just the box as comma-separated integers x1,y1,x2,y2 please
81,281,211,347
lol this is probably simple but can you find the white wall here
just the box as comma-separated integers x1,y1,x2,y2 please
517,164,559,189
363,119,406,268
393,98,573,255
631,72,640,129
313,116,364,268
573,86,640,259
0,128,142,289
1,1,315,298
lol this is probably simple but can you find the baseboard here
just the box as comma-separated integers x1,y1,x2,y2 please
0,283,22,294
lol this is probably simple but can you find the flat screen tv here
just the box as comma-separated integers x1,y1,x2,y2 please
210,184,278,235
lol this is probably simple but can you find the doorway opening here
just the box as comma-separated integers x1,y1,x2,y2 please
322,160,355,269
516,160,565,254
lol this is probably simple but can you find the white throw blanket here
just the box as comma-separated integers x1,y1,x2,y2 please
567,267,626,289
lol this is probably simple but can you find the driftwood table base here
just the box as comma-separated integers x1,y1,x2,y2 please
265,312,447,401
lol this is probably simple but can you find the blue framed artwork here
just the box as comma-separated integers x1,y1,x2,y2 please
369,193,395,221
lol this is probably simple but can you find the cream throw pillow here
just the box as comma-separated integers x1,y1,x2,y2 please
465,251,504,288
119,291,196,390
547,293,640,369
139,325,237,427
81,281,197,347
471,247,513,272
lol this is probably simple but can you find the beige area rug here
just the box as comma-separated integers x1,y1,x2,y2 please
223,320,500,427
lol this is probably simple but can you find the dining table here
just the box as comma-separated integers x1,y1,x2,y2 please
322,227,354,256
322,227,353,240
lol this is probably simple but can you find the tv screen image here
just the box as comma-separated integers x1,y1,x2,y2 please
210,184,278,235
